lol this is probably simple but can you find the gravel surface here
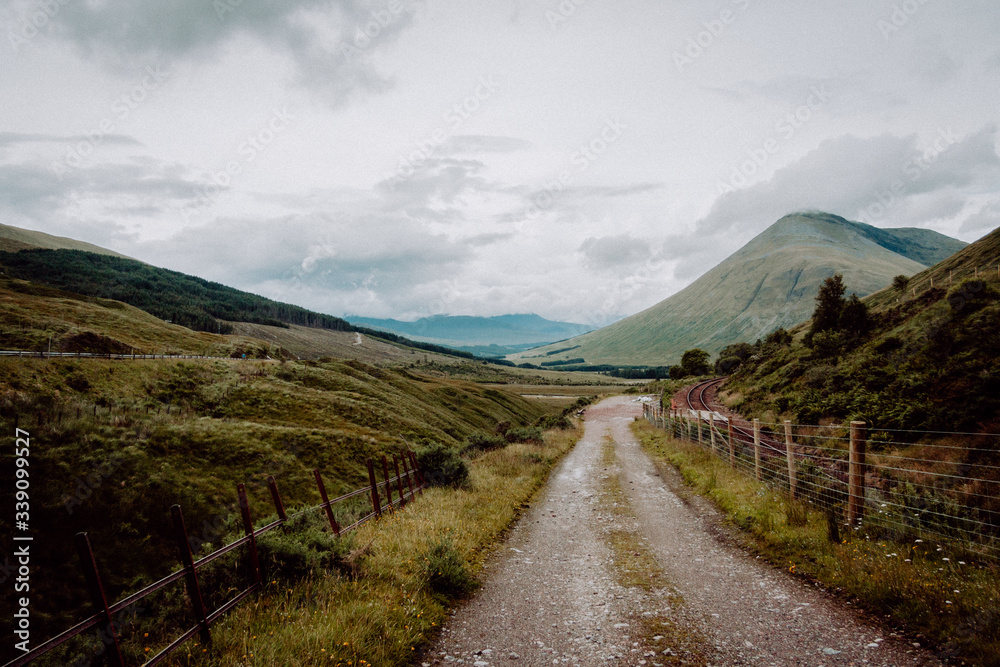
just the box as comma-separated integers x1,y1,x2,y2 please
420,396,943,666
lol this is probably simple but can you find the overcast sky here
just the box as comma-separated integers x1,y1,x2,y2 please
2,1,999,325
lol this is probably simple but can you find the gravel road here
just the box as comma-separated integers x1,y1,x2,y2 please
420,396,943,666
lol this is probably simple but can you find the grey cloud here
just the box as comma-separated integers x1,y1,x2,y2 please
579,234,653,272
0,132,141,147
699,128,1000,239
40,0,423,103
439,135,534,154
959,200,1000,236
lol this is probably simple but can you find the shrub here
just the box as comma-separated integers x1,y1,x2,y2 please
505,426,543,443
416,442,470,488
423,538,477,598
462,432,507,456
255,511,354,581
892,275,910,291
535,414,572,430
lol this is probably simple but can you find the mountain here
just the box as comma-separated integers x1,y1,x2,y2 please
725,221,1000,431
515,212,966,367
0,222,132,257
346,313,596,353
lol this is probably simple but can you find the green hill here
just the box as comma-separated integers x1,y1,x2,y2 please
0,222,132,257
515,212,965,367
0,272,555,661
723,222,1000,431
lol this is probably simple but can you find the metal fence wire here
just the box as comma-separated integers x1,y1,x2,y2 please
642,402,1000,564
4,452,424,667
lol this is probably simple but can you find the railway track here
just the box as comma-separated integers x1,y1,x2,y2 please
677,378,786,458
672,378,848,485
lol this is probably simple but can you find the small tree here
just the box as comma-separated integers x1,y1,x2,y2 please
892,275,910,291
806,274,846,347
840,294,872,338
680,348,711,376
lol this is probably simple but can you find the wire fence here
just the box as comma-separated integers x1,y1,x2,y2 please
4,452,424,667
642,403,1000,563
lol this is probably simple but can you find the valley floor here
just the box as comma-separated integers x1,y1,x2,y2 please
421,396,942,666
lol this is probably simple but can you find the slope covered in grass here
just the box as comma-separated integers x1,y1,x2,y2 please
0,353,553,663
518,212,965,366
722,223,1000,432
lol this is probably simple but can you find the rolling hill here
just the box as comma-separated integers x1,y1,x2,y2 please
346,313,595,354
723,220,1000,431
0,222,132,257
516,212,966,367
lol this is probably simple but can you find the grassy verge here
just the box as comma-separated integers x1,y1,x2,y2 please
632,419,1000,666
162,426,581,666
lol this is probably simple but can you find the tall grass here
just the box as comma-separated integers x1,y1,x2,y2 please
633,420,1000,666
160,427,581,666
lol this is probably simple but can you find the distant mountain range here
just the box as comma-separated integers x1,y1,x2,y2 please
515,212,967,367
345,314,596,355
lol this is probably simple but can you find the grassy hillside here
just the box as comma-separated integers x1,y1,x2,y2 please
0,222,132,258
0,248,354,335
517,212,965,367
0,352,553,663
721,223,1000,432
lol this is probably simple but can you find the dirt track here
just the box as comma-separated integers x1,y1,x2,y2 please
420,396,942,666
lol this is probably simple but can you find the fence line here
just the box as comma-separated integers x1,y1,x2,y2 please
642,402,1000,563
4,452,424,667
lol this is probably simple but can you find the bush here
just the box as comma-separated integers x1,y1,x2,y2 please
535,414,572,430
505,426,543,443
255,511,354,581
462,432,507,456
423,539,477,598
416,442,470,488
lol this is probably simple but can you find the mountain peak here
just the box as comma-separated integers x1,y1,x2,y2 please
514,211,967,366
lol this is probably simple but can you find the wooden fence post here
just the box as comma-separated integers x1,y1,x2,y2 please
709,417,716,454
753,419,762,481
727,421,735,468
697,414,703,444
237,484,261,588
848,421,867,525
401,451,416,500
313,470,341,536
366,458,382,517
171,505,211,644
393,454,406,507
784,420,797,498
381,455,394,510
408,451,424,494
74,533,126,667
267,476,287,521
